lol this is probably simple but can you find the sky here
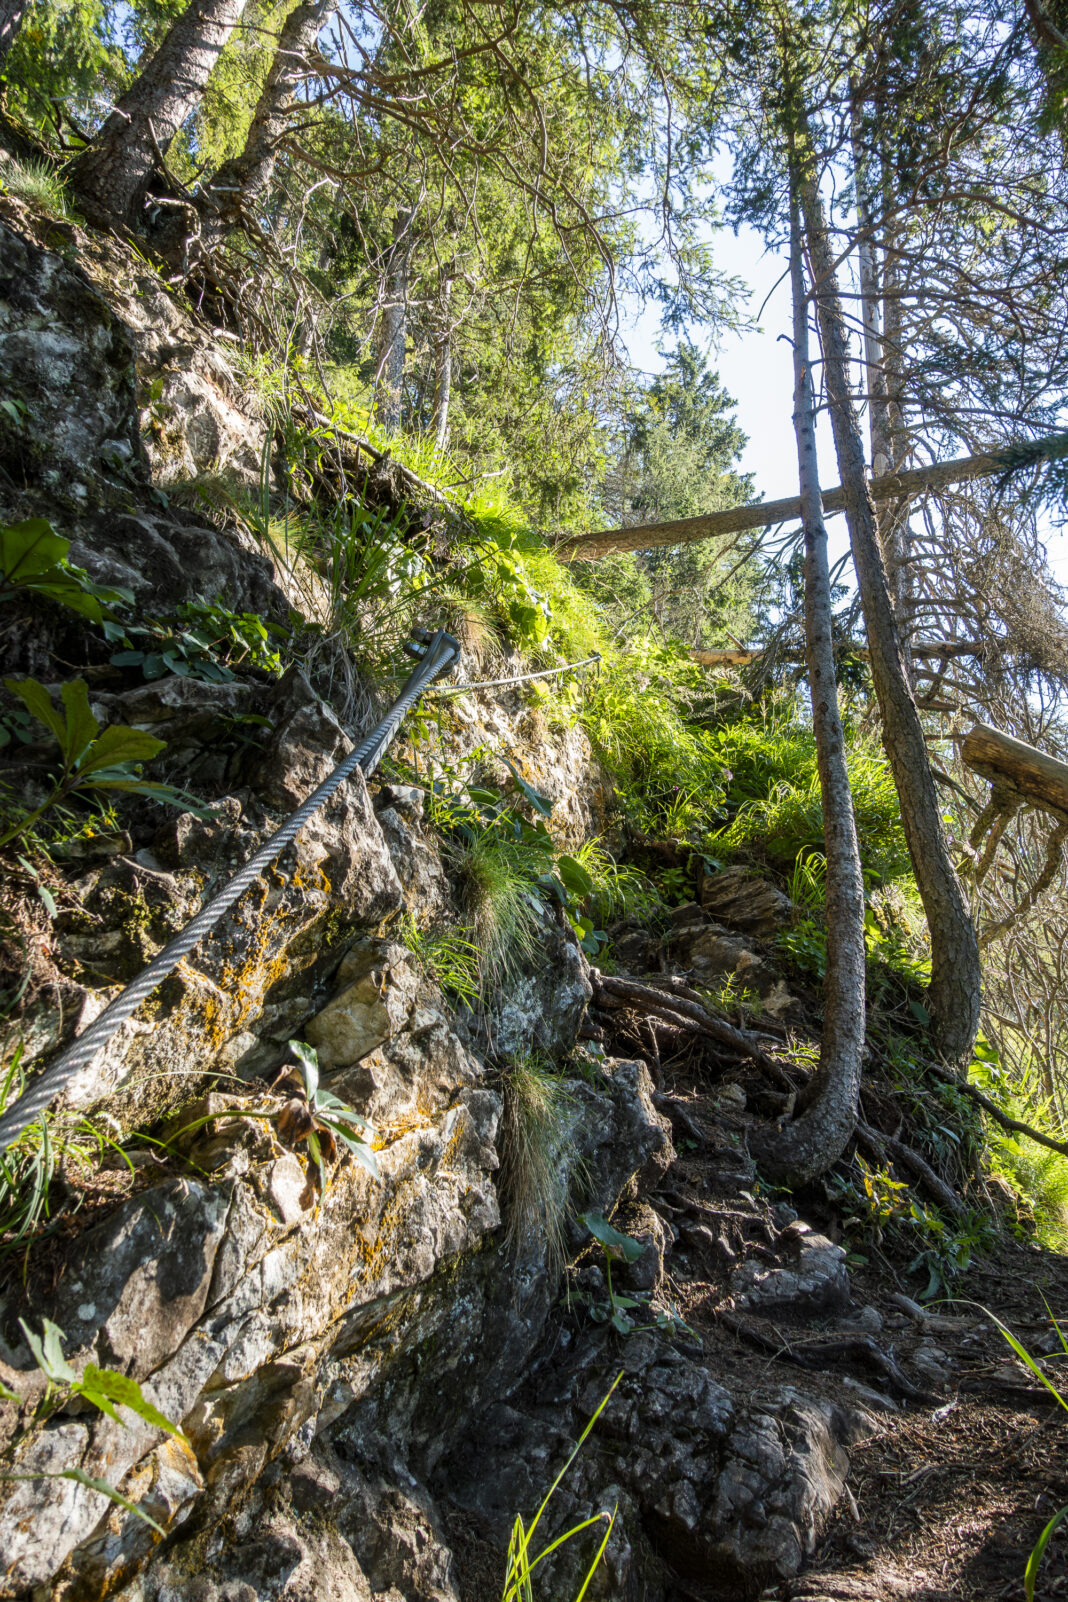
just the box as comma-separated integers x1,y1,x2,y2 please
619,221,1068,586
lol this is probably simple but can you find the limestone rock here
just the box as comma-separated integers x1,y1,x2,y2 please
700,866,793,937
441,1338,856,1600
493,918,592,1058
730,1223,850,1318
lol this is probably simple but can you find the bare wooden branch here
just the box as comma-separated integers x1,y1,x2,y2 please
962,722,1068,820
558,431,1068,561
929,1063,1068,1158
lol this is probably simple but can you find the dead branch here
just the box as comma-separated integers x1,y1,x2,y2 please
928,1063,1068,1159
558,431,1068,561
590,970,794,1088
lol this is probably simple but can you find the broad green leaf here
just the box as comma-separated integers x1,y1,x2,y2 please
4,677,66,747
331,1124,381,1180
19,1317,76,1384
288,1041,320,1102
0,520,69,585
579,1211,644,1263
57,1468,167,1535
78,1366,185,1439
501,757,554,817
25,577,105,623
557,854,595,898
315,1091,370,1131
76,724,165,774
59,681,99,769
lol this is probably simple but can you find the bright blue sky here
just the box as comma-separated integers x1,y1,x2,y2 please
619,220,1068,586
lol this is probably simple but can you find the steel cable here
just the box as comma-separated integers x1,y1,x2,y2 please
0,628,461,1152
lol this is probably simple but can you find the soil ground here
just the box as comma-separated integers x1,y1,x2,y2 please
447,1035,1068,1602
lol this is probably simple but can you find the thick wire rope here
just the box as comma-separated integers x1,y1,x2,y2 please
0,629,461,1153
427,652,602,695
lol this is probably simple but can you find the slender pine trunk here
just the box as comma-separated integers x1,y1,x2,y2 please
751,186,867,1186
432,274,453,451
68,0,249,227
796,122,980,1068
374,209,412,430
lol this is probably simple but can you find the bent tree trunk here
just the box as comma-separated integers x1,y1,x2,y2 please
68,0,249,228
796,123,981,1068
557,431,1068,561
750,191,867,1187
190,0,336,260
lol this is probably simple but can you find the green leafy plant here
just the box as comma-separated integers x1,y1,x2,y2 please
108,599,285,684
0,677,203,848
163,1042,380,1188
501,1373,620,1601
274,1041,380,1181
0,520,131,623
577,1211,645,1335
0,1317,184,1535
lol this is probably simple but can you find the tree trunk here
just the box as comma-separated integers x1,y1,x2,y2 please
68,0,250,227
850,104,911,617
432,273,452,452
188,0,335,260
0,0,27,76
374,209,412,431
750,187,867,1187
556,429,1068,560
796,122,981,1068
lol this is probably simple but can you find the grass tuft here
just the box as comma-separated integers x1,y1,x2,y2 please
0,155,71,218
499,1055,577,1273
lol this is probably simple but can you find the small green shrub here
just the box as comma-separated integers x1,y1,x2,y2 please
970,1039,1068,1249
0,678,204,849
108,600,285,683
709,721,910,884
1,1315,183,1534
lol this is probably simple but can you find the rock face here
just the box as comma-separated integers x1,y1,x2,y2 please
0,206,864,1602
443,1338,862,1601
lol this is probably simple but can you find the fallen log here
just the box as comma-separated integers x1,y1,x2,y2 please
559,431,1068,561
961,721,1068,820
690,640,987,669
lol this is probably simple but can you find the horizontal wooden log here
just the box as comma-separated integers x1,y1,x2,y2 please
962,721,1068,817
690,639,988,669
559,431,1068,562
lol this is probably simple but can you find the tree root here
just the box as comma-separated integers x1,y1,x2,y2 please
591,970,795,1089
855,1117,965,1218
928,1063,1068,1160
718,1311,936,1402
